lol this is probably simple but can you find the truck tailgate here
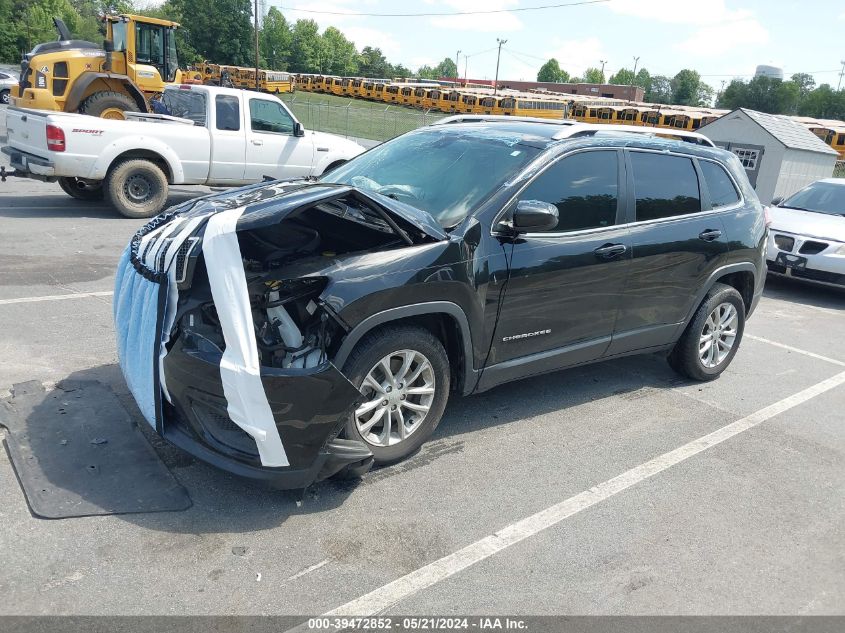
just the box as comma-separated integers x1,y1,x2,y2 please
5,107,49,158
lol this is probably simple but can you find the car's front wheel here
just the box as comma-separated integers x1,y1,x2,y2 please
0,90,10,105
342,325,450,464
668,283,745,381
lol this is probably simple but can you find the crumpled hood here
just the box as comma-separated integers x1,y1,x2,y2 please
158,180,447,241
770,206,845,243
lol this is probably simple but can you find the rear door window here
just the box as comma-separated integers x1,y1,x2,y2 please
517,150,619,232
215,95,240,131
699,160,740,208
630,152,701,221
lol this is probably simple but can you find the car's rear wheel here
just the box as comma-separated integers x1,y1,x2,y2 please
668,283,745,381
58,177,104,201
0,90,10,105
342,325,450,465
105,158,169,219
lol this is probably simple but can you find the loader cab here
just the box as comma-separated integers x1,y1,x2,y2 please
106,15,180,90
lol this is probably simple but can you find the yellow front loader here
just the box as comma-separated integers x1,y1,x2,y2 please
11,15,201,119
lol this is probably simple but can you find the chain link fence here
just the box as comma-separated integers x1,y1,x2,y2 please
282,95,446,145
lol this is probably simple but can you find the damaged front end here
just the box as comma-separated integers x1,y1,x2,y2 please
114,181,444,488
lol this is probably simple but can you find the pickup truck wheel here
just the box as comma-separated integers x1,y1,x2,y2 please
58,177,104,201
106,159,169,219
342,325,450,465
668,283,745,381
79,91,139,119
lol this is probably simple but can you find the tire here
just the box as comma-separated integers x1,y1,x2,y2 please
78,91,139,119
0,90,9,105
105,159,169,219
667,283,746,381
58,177,104,201
342,325,450,465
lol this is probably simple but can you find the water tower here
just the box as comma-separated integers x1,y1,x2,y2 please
754,65,784,80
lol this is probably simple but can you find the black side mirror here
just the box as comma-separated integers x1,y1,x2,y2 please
770,196,784,206
293,122,305,137
103,39,114,52
512,199,559,232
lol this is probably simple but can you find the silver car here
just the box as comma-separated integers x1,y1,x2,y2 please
766,178,845,288
0,69,18,105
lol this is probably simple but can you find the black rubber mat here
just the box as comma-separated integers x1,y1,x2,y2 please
0,380,191,519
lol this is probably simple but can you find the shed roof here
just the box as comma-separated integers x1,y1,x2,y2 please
738,108,838,155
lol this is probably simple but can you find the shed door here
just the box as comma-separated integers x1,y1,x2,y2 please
715,142,764,187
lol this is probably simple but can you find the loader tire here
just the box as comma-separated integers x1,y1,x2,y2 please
79,91,139,120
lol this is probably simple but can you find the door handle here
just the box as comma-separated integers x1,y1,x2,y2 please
251,139,264,146
699,229,722,241
593,243,627,259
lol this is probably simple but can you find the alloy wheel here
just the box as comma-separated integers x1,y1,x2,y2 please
699,302,738,368
354,350,436,447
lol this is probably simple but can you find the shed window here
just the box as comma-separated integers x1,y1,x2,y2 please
732,148,760,170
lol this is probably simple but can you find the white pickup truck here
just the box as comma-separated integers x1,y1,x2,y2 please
1,84,365,218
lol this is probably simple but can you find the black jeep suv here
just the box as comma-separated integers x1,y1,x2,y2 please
114,118,767,488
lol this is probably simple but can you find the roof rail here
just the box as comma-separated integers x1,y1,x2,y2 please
553,123,716,147
431,114,578,127
430,116,716,147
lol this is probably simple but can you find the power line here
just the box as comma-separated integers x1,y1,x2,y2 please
277,0,610,18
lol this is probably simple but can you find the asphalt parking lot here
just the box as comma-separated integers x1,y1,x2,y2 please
1,106,844,617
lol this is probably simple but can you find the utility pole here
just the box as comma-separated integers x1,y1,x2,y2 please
632,56,640,81
838,60,845,91
254,0,260,90
455,50,461,86
599,59,607,82
464,55,468,86
494,38,507,95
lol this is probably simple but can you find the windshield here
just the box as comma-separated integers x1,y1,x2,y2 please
781,182,845,217
321,126,544,227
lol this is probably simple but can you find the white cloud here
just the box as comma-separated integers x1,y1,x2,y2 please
544,37,607,77
429,0,523,33
609,0,768,61
343,27,401,57
674,17,768,56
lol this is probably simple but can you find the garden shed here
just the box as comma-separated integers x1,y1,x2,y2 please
699,108,838,204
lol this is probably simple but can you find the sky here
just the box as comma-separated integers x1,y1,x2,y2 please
268,0,845,87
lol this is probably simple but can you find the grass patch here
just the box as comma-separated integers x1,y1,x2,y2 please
281,90,444,141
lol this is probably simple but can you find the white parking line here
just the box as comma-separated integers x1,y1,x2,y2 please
0,291,114,306
746,334,845,368
319,370,845,617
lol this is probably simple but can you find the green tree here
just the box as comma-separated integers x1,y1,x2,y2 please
14,0,80,53
432,57,457,79
671,69,712,106
644,74,672,103
582,66,604,84
608,68,633,85
0,0,20,62
799,84,845,119
289,18,320,73
537,58,566,83
717,76,800,114
790,72,816,99
358,46,389,78
260,7,291,71
321,26,357,75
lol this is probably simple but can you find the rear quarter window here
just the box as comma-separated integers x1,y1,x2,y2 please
700,160,740,208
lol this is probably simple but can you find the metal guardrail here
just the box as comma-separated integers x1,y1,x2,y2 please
282,95,445,143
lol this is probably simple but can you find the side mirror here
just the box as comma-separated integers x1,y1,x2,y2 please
770,196,784,206
103,39,114,52
293,122,305,137
512,199,559,232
